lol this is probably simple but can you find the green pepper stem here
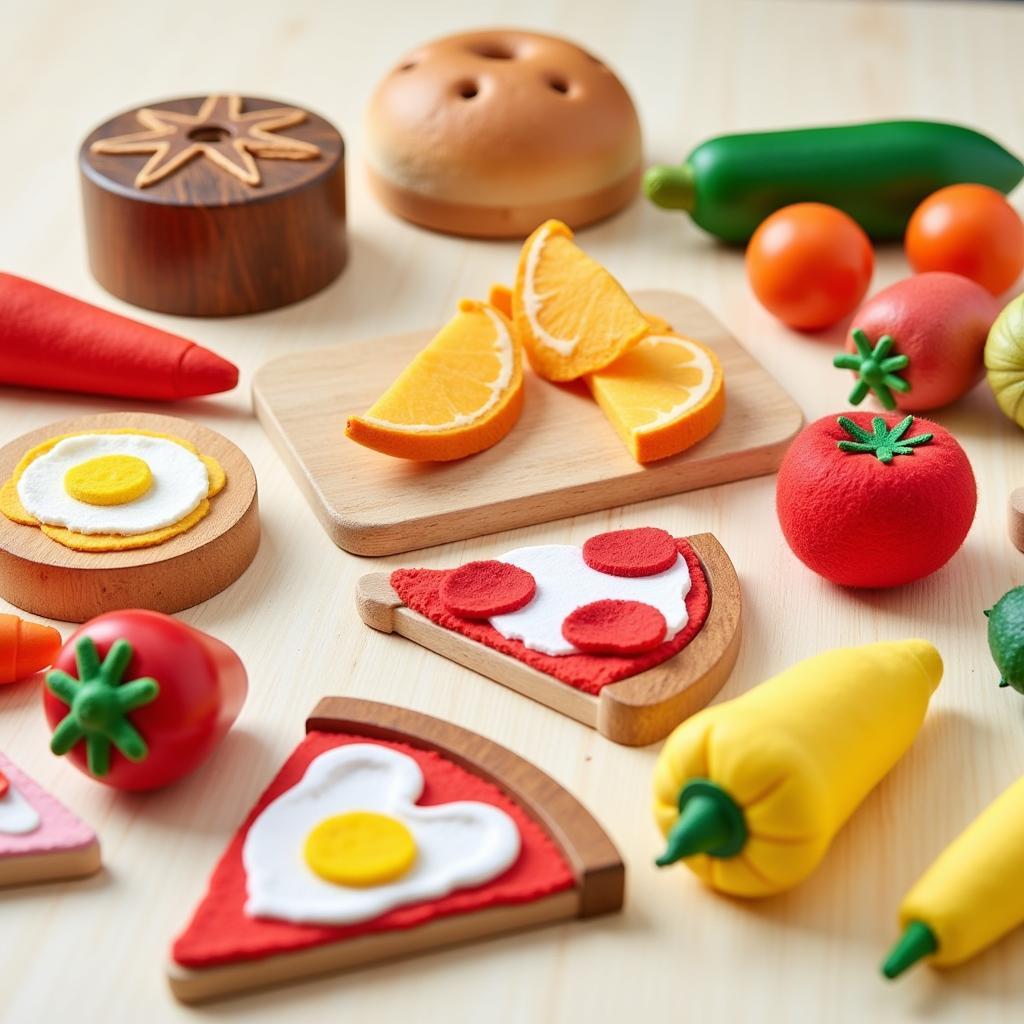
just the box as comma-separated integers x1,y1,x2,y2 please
655,778,748,866
643,163,696,213
882,920,939,979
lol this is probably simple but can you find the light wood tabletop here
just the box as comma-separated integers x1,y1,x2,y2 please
2,0,1023,1020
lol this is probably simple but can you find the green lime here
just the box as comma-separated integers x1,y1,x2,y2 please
986,585,1024,694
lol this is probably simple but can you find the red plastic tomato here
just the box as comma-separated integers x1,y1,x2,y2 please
746,203,874,330
43,610,247,791
905,184,1024,295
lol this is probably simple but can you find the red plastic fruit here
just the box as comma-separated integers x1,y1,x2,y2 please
745,203,874,330
905,184,1024,296
43,610,247,791
582,527,678,577
561,599,668,655
838,272,999,411
439,560,536,619
776,411,976,588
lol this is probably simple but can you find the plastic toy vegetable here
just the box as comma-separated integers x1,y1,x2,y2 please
835,272,998,411
746,203,874,330
883,775,1024,978
905,184,1024,296
43,610,247,791
985,292,1024,428
644,120,1024,244
776,412,976,588
653,640,942,897
0,613,61,684
985,585,1024,694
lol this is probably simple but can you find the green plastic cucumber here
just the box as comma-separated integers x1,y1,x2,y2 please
644,120,1024,244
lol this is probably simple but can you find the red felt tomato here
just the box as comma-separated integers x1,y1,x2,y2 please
43,610,247,791
905,183,1024,296
746,203,874,330
776,411,976,588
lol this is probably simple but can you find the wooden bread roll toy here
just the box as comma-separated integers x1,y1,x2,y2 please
366,30,642,238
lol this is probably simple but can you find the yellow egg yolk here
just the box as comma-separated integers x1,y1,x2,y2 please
303,811,417,887
63,454,153,506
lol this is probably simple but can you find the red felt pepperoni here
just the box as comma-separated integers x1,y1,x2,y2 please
561,600,668,655
439,560,536,619
0,770,8,798
582,527,678,577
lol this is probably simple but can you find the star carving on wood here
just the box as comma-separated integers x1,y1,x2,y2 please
90,94,322,189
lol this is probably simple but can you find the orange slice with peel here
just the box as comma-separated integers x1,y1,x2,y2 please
586,332,725,463
346,299,523,461
513,220,650,382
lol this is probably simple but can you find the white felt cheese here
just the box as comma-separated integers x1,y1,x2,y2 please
0,782,40,835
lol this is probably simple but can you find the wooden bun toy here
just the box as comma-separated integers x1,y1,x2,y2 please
358,529,741,747
0,412,259,621
167,697,624,1003
365,30,642,238
0,752,101,888
80,94,346,316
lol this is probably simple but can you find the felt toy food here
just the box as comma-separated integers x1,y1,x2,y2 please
654,640,942,897
359,528,742,746
0,751,101,888
745,203,874,329
585,332,725,463
776,412,976,588
835,273,999,411
0,428,227,551
168,698,623,1002
0,273,237,399
44,609,247,790
0,614,61,684
346,299,523,461
644,120,1024,244
883,775,1024,978
365,29,642,239
514,219,649,381
985,585,1024,694
905,184,1024,295
985,292,1024,428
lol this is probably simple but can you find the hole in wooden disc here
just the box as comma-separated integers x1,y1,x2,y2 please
470,41,515,59
547,76,570,95
398,61,416,72
456,80,479,99
187,125,230,142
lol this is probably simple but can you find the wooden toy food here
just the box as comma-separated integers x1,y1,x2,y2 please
81,94,346,316
776,412,976,588
0,412,259,621
745,203,874,330
0,752,101,888
644,120,1024,244
513,219,650,381
365,29,641,238
835,273,999,411
358,528,741,746
167,697,624,1002
44,609,247,790
346,299,523,461
654,640,942,897
985,585,1024,694
0,614,61,685
0,273,237,400
985,292,1024,428
585,330,725,463
905,183,1024,296
883,775,1024,978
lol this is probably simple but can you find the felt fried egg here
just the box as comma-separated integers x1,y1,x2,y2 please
0,430,226,552
242,744,521,926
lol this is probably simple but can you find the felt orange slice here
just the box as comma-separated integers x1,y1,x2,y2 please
586,333,725,463
513,220,650,382
346,299,523,461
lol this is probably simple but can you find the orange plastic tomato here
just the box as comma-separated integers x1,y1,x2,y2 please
745,203,874,330
905,183,1024,295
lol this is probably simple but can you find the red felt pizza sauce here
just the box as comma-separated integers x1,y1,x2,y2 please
776,411,976,588
582,527,678,577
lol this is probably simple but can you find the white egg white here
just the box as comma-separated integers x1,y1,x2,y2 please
17,434,210,536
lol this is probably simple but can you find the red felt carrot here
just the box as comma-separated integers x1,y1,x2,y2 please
0,273,238,400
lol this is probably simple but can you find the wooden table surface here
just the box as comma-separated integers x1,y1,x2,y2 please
2,0,1022,1020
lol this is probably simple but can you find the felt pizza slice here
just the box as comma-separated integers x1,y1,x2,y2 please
168,698,623,1003
0,752,101,887
357,527,741,746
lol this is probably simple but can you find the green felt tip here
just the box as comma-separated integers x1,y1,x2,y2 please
882,920,938,980
656,779,747,866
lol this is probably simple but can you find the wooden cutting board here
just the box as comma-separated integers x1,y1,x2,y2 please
253,290,803,556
